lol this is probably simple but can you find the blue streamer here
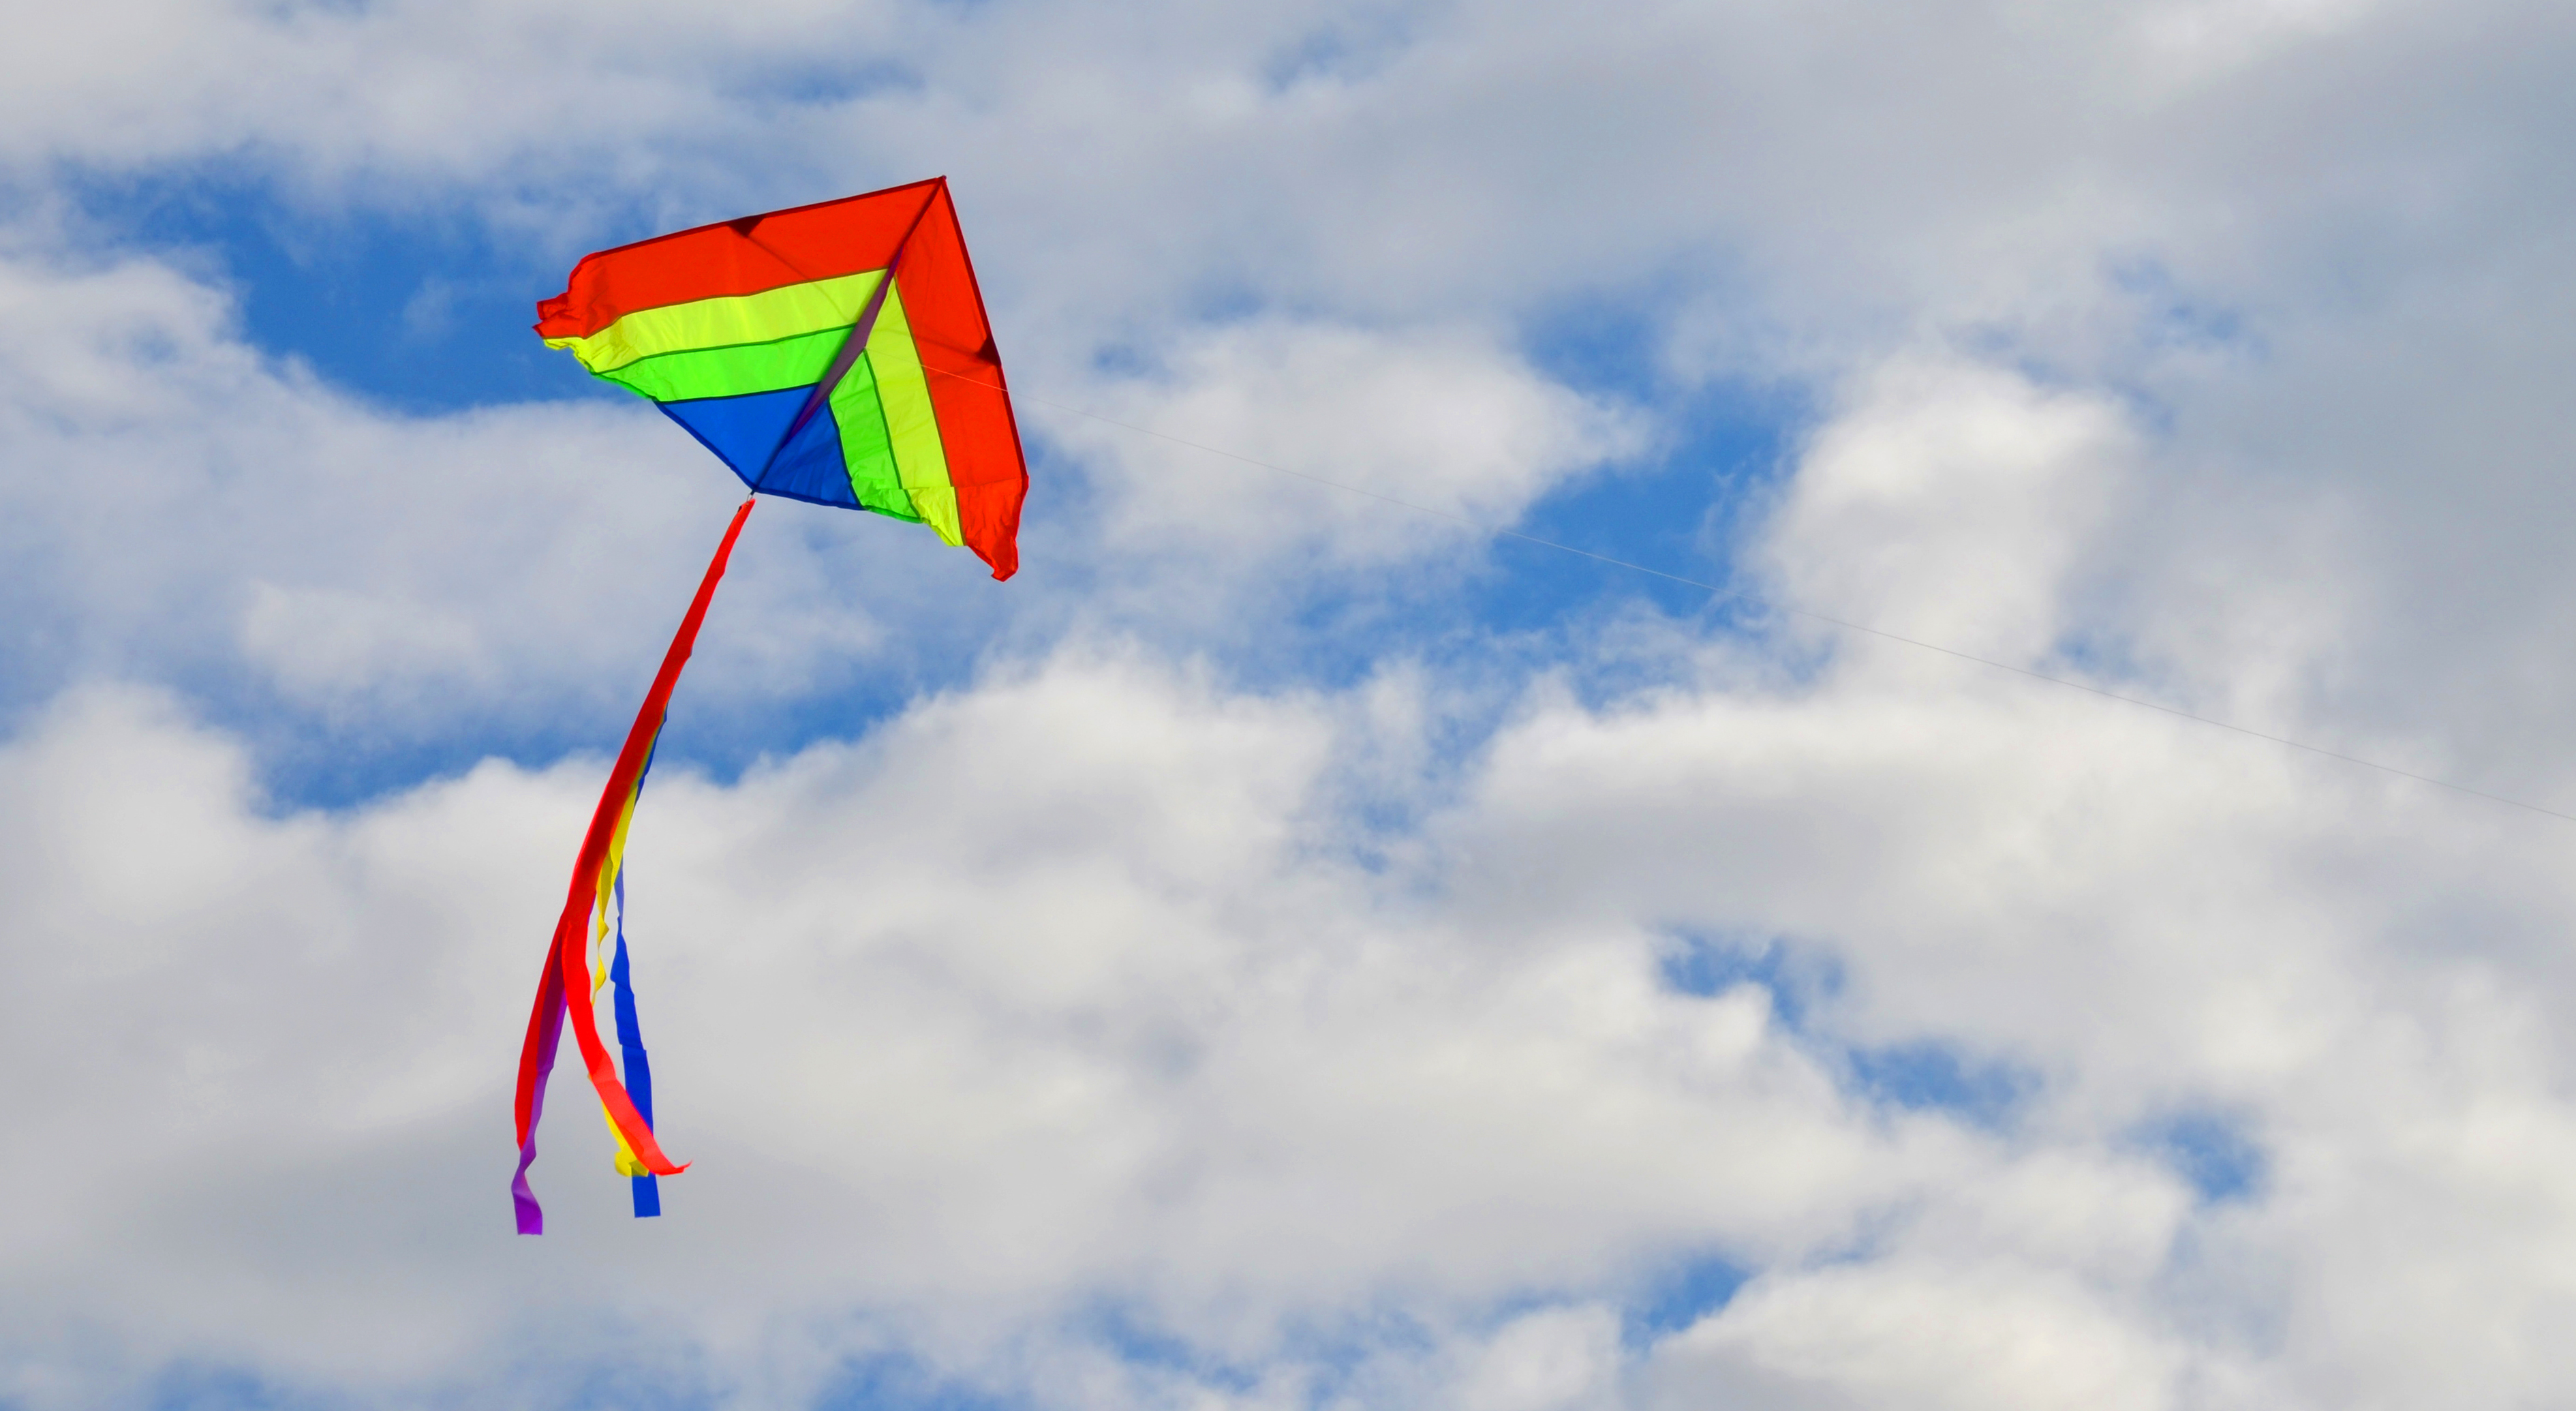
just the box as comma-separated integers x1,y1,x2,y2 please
611,737,662,1219
610,872,660,1219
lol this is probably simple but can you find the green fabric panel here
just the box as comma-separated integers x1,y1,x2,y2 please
549,270,884,375
599,326,844,403
861,285,962,545
572,273,960,543
827,357,919,523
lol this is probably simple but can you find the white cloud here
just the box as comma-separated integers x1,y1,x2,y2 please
1450,1307,1623,1411
0,661,1938,1407
18,557,2576,1406
1759,356,2133,666
1649,1260,2184,1411
1060,318,1646,575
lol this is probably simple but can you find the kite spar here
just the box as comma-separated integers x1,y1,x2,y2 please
511,177,1028,1233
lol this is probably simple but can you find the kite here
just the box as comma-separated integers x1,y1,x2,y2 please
510,177,1026,1234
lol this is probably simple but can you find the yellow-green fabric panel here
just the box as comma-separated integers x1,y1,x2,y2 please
599,326,844,403
861,285,962,545
547,270,885,376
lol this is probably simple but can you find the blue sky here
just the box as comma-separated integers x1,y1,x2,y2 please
9,3,2576,1409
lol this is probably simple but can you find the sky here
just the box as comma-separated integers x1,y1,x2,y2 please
5,0,2576,1407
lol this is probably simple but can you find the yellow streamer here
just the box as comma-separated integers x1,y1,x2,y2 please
589,772,653,1175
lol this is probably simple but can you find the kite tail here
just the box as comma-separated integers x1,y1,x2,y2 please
512,494,756,1233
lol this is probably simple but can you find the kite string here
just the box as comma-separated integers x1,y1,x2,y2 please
919,365,2576,828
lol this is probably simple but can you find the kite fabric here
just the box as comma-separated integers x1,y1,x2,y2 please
535,175,1026,579
512,177,1028,1234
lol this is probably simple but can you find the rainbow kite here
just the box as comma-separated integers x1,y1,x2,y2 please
511,177,1026,1234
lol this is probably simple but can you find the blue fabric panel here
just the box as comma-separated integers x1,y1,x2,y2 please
658,385,859,509
754,398,859,508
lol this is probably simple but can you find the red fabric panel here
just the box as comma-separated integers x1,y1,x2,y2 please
894,183,1028,580
536,177,945,339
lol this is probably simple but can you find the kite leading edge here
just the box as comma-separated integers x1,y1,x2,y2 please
512,177,1029,1233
